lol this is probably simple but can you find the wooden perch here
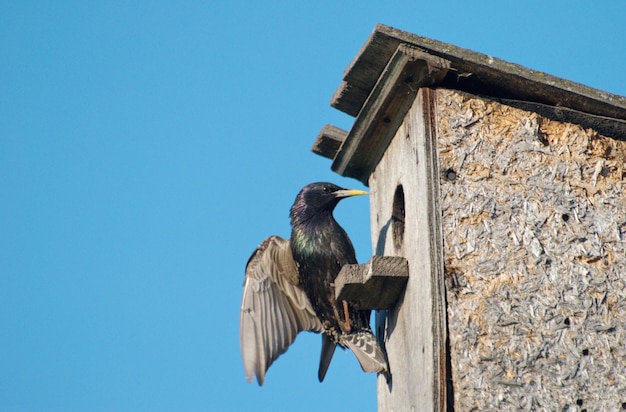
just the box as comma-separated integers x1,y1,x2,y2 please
335,256,409,310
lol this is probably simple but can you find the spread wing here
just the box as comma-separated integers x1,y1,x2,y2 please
240,235,322,385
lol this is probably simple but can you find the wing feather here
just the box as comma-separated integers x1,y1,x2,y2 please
240,236,322,385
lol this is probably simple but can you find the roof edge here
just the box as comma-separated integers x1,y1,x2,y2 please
331,24,626,123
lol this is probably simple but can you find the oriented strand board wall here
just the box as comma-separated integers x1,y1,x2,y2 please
436,89,626,410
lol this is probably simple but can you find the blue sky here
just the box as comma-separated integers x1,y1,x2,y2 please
1,1,625,411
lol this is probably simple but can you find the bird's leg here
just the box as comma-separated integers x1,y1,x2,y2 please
342,300,352,333
331,300,352,334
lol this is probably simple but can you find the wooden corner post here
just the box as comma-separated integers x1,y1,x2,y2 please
369,88,447,411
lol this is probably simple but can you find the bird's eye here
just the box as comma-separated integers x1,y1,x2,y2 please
322,186,330,193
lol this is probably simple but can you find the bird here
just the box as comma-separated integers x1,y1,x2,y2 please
240,182,389,385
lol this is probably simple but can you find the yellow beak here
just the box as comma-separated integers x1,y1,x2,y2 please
334,189,369,198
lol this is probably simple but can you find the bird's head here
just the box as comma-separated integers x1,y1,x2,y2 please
290,182,368,223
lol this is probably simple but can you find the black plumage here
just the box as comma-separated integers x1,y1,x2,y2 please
240,182,389,385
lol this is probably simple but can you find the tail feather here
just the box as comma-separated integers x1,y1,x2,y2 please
318,334,336,382
342,331,389,375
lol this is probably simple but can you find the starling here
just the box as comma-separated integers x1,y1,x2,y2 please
240,182,389,385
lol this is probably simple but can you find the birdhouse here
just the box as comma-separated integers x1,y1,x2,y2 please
313,24,626,411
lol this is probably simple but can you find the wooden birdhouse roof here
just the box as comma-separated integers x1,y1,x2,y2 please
313,24,626,185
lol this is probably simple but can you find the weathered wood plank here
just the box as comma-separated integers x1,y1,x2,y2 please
310,124,348,160
334,256,409,310
330,29,401,117
497,97,626,141
331,44,450,185
369,88,447,411
332,24,626,140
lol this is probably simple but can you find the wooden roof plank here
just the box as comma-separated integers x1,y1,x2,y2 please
311,124,348,160
332,24,626,132
330,29,402,117
331,44,450,184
